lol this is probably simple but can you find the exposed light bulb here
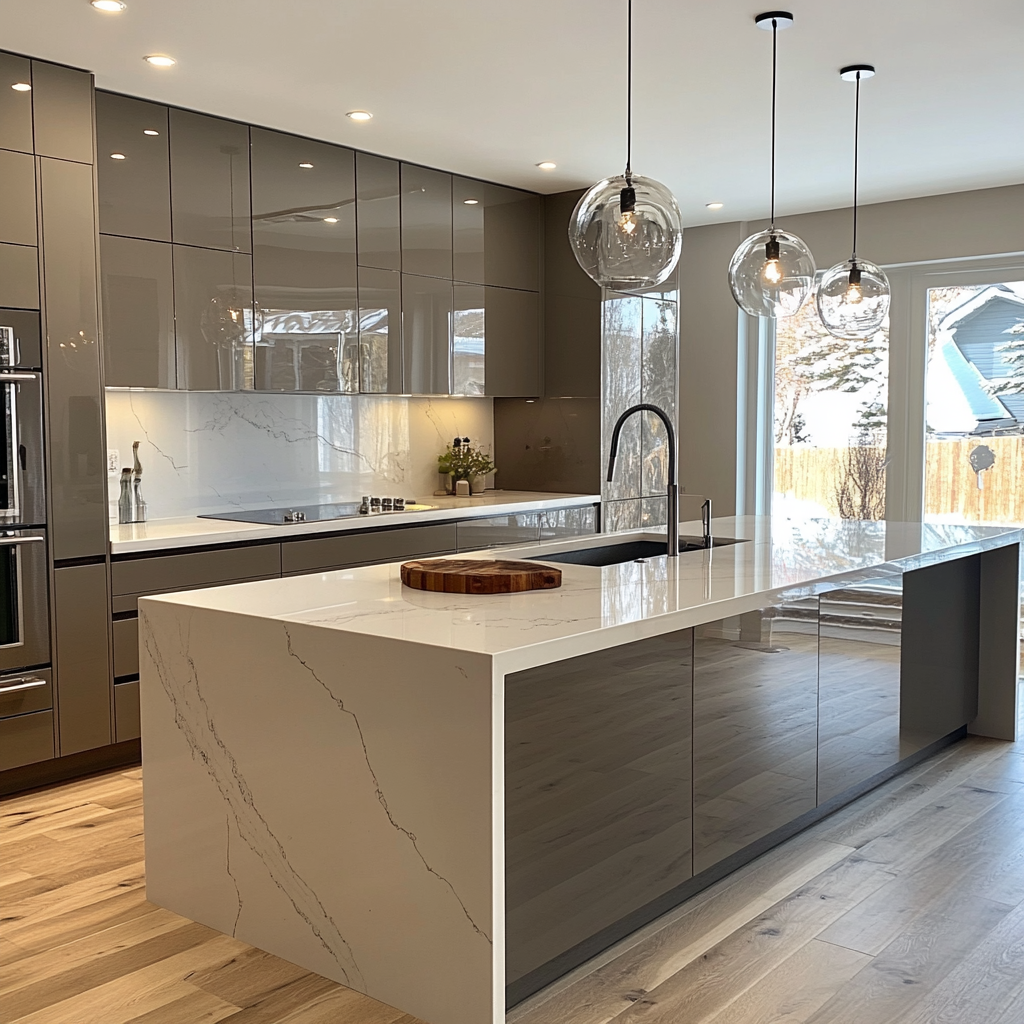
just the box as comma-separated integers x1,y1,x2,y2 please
846,263,863,304
762,258,782,285
619,211,637,235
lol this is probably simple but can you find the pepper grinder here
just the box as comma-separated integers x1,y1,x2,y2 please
131,440,147,522
117,468,134,525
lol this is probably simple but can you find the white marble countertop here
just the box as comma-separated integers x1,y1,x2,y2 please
144,515,1022,674
110,490,599,555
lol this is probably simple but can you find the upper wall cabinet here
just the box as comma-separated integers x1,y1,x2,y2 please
0,150,36,247
454,285,540,397
96,93,171,241
358,266,402,394
31,62,94,164
356,153,400,272
251,128,358,392
401,165,452,279
403,274,451,395
170,110,250,252
0,53,33,153
453,178,540,291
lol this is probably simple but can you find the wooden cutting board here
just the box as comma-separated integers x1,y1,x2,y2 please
400,558,562,594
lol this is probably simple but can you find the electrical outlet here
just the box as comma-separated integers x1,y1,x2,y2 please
107,450,120,475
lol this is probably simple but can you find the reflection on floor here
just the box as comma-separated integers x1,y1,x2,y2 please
1,686,1023,1024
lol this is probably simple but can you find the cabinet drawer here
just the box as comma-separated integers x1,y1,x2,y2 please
282,524,457,575
0,668,52,719
112,544,282,600
456,514,540,552
113,617,139,679
0,710,54,771
114,679,141,742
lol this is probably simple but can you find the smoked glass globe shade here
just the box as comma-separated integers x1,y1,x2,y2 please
728,227,816,319
568,173,682,290
816,257,890,339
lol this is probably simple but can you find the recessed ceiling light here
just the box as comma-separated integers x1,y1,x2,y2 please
346,110,373,122
91,0,126,10
536,161,557,171
706,202,724,210
463,199,479,205
10,83,31,92
298,162,314,169
143,54,176,67
143,128,160,136
110,152,126,160
323,217,338,223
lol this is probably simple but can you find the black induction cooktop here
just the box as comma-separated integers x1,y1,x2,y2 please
199,501,429,526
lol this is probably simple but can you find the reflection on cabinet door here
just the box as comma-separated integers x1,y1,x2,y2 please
453,178,540,290
504,628,693,997
692,592,818,875
401,164,452,279
173,245,254,391
402,274,451,395
0,53,33,154
358,266,402,393
100,235,175,389
95,92,171,241
0,150,36,247
818,575,903,805
356,152,400,271
452,284,484,396
169,109,250,252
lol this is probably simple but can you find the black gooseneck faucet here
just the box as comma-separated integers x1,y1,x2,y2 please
606,403,679,558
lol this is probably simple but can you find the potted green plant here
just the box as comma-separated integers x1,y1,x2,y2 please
436,440,496,495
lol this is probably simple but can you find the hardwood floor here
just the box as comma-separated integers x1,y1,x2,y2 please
3,691,1024,1024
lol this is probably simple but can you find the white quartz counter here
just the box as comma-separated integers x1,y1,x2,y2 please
146,515,1023,675
110,490,598,555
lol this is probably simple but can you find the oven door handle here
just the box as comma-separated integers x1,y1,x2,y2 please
0,535,43,546
0,676,46,694
0,373,39,382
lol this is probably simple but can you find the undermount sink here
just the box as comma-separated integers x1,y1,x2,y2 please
531,536,746,568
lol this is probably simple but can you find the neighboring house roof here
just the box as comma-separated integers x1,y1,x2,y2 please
934,330,1014,431
939,285,1024,425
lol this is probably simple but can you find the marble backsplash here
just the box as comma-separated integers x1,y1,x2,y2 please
105,390,494,520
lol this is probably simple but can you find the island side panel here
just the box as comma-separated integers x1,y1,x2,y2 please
139,599,499,1024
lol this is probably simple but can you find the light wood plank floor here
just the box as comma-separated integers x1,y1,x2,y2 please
4,699,1024,1024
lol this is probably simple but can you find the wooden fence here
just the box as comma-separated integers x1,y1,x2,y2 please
775,436,1024,524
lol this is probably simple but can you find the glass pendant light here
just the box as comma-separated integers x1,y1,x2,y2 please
816,65,890,339
728,12,816,319
568,0,682,291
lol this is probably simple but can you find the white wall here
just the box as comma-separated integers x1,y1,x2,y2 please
680,183,1024,515
105,390,493,520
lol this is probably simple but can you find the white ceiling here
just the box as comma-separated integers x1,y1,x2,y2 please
3,0,1023,226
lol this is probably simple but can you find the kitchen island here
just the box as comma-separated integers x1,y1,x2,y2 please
139,516,1022,1024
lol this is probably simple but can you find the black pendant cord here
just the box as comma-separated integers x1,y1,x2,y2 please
851,70,861,261
770,17,777,230
625,0,632,184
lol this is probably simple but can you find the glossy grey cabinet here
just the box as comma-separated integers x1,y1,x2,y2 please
251,128,358,392
692,592,819,874
0,244,39,309
402,274,451,395
401,164,452,279
31,61,94,164
358,266,402,393
96,92,171,241
453,285,540,397
170,109,250,252
505,628,693,995
453,177,540,291
172,245,254,390
100,235,175,389
0,150,36,246
356,152,400,271
0,53,33,153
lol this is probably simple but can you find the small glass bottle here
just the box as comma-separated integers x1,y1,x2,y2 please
117,469,133,525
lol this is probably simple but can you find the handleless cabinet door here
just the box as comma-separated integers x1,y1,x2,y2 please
356,152,400,271
251,128,357,392
402,274,451,395
31,62,94,164
453,177,540,291
452,284,484,396
173,245,254,390
96,92,171,241
401,164,452,279
0,53,33,153
358,266,402,393
692,591,818,875
0,245,39,310
101,235,175,388
170,109,250,252
0,150,36,246
504,628,693,998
